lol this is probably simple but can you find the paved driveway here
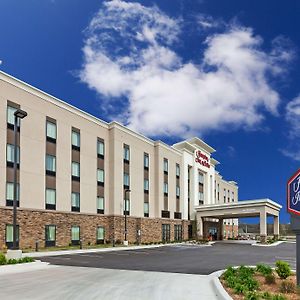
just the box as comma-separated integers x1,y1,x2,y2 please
0,265,218,300
40,242,296,275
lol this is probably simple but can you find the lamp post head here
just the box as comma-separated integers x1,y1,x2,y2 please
14,109,27,119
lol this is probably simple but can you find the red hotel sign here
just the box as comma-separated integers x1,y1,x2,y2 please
195,150,210,168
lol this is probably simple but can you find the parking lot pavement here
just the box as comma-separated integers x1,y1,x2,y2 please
0,265,219,300
40,242,296,275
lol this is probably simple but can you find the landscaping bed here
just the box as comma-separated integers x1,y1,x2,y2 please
221,262,299,300
0,252,34,266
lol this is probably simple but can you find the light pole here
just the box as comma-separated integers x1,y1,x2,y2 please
124,189,131,245
13,109,27,250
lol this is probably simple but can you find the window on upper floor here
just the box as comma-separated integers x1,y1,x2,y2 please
176,164,180,177
124,173,130,188
97,196,104,214
163,158,168,173
144,179,149,192
124,144,130,162
46,121,56,142
163,182,168,195
72,130,80,150
71,192,80,212
6,144,20,166
7,106,20,127
71,162,80,180
176,186,180,198
144,153,149,169
45,188,56,210
97,169,105,186
46,154,56,176
97,139,104,158
198,172,204,184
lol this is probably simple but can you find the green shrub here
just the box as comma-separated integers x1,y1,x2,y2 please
279,280,295,294
7,258,18,264
275,261,292,279
245,291,260,300
243,278,259,291
265,273,276,285
234,283,247,294
20,257,34,263
0,253,6,265
225,275,236,289
256,264,273,276
223,266,236,280
271,294,287,300
261,291,272,299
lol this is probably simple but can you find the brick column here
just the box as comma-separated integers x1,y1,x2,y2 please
218,218,224,240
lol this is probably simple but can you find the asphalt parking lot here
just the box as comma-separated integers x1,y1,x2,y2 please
40,242,296,275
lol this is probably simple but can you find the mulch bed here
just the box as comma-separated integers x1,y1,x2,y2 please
221,273,299,300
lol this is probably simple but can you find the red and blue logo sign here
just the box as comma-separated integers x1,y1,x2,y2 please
287,168,300,216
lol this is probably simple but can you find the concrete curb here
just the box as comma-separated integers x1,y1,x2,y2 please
0,260,53,275
211,276,232,300
252,241,285,247
24,243,185,258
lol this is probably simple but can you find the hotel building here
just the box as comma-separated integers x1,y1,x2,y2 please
0,71,238,249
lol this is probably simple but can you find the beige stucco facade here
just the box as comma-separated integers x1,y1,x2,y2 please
0,71,240,248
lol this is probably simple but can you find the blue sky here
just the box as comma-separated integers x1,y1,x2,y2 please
1,0,300,223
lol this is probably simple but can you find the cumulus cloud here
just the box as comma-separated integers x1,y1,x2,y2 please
79,0,292,138
281,95,300,160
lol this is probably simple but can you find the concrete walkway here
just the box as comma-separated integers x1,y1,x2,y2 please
0,263,219,300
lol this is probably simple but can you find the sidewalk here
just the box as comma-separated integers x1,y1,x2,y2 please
24,243,170,258
0,262,221,300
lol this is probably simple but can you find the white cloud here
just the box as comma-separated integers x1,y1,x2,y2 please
280,95,300,161
79,0,292,138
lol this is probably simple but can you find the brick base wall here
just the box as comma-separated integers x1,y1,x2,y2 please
0,207,191,250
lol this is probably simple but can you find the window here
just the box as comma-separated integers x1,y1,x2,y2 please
224,189,226,202
72,162,80,180
45,189,56,210
124,199,130,215
162,224,170,243
198,172,204,184
124,145,130,162
71,226,80,245
46,121,56,142
176,186,180,198
174,224,182,242
71,192,80,212
97,169,104,186
144,153,149,169
6,224,19,249
228,190,230,202
232,191,235,202
163,182,168,195
176,164,180,177
124,172,130,188
6,144,20,167
97,140,104,158
144,179,149,192
163,158,168,173
6,182,19,206
46,154,56,176
97,196,104,214
144,202,149,217
72,130,80,150
7,106,20,126
97,226,105,244
45,225,56,247
198,191,204,205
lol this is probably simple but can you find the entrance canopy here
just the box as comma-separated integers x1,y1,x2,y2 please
195,199,282,242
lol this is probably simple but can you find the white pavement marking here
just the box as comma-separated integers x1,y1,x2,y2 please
0,265,219,300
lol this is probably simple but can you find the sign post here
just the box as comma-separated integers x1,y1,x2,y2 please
287,168,300,285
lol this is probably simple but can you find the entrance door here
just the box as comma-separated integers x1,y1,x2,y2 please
188,225,193,239
208,227,218,241
162,224,170,243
